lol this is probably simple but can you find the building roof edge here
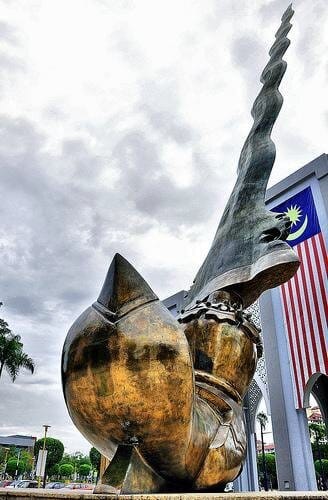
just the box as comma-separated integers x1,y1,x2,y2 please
266,153,328,203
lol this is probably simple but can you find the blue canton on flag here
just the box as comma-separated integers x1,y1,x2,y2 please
271,187,321,247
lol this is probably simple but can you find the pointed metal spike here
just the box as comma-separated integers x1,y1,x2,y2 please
97,253,158,317
185,5,299,310
281,4,294,23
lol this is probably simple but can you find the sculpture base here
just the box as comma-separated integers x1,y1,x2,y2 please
94,445,166,495
1,489,328,499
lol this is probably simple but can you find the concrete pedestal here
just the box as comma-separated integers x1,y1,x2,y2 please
1,489,328,500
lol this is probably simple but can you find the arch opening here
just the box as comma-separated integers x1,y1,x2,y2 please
305,373,328,491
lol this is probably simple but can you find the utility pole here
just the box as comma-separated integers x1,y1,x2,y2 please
37,424,51,488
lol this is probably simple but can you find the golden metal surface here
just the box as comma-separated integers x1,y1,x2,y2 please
62,255,194,488
63,301,194,482
62,256,259,493
182,292,258,491
62,9,298,494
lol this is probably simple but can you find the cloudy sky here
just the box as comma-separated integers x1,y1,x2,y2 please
0,0,327,454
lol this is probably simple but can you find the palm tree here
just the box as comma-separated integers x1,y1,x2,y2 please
257,411,268,430
257,411,269,491
0,318,35,381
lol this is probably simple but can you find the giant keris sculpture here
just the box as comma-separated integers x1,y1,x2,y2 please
62,5,299,494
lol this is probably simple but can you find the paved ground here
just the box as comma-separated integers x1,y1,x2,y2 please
0,489,328,499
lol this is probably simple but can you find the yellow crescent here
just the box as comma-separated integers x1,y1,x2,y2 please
287,214,308,241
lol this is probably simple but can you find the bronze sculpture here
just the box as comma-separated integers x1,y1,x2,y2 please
62,5,299,494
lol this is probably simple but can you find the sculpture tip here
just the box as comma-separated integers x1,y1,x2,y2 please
282,3,294,22
97,253,157,316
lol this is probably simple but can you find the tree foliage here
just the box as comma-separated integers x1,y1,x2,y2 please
59,463,74,478
257,453,277,489
5,458,25,477
34,438,64,469
0,315,35,382
312,442,328,461
79,463,91,477
314,459,328,476
58,451,90,470
309,423,326,442
89,447,101,471
0,447,33,477
73,451,91,468
257,411,268,430
309,422,328,465
19,450,33,472
47,463,59,477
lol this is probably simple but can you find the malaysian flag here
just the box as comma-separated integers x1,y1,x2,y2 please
272,186,328,409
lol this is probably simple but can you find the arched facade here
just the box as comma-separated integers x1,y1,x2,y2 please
162,153,328,493
235,301,271,492
259,154,328,491
305,373,328,439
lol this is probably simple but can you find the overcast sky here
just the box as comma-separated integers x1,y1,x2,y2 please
0,0,327,454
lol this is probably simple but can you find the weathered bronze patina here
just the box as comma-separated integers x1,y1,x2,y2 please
185,5,299,311
62,5,299,494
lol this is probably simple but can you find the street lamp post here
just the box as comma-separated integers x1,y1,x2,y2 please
37,424,51,488
31,456,36,479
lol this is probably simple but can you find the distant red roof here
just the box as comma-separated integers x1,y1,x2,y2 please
256,440,275,452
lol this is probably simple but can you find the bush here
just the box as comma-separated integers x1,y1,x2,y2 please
79,463,91,478
59,463,74,478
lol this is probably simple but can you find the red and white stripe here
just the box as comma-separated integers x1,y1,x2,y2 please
280,232,328,408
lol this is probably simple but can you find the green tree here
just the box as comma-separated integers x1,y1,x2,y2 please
312,442,328,461
257,453,277,489
19,450,34,474
89,447,101,470
0,446,7,465
257,411,269,491
79,456,91,466
34,438,64,470
257,411,268,429
79,463,91,478
73,451,90,469
5,458,24,478
315,459,328,476
0,447,33,477
0,318,11,337
0,446,17,463
59,463,74,478
58,451,90,471
309,423,326,442
0,316,35,382
89,447,101,482
309,422,327,476
47,463,59,479
59,453,74,466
